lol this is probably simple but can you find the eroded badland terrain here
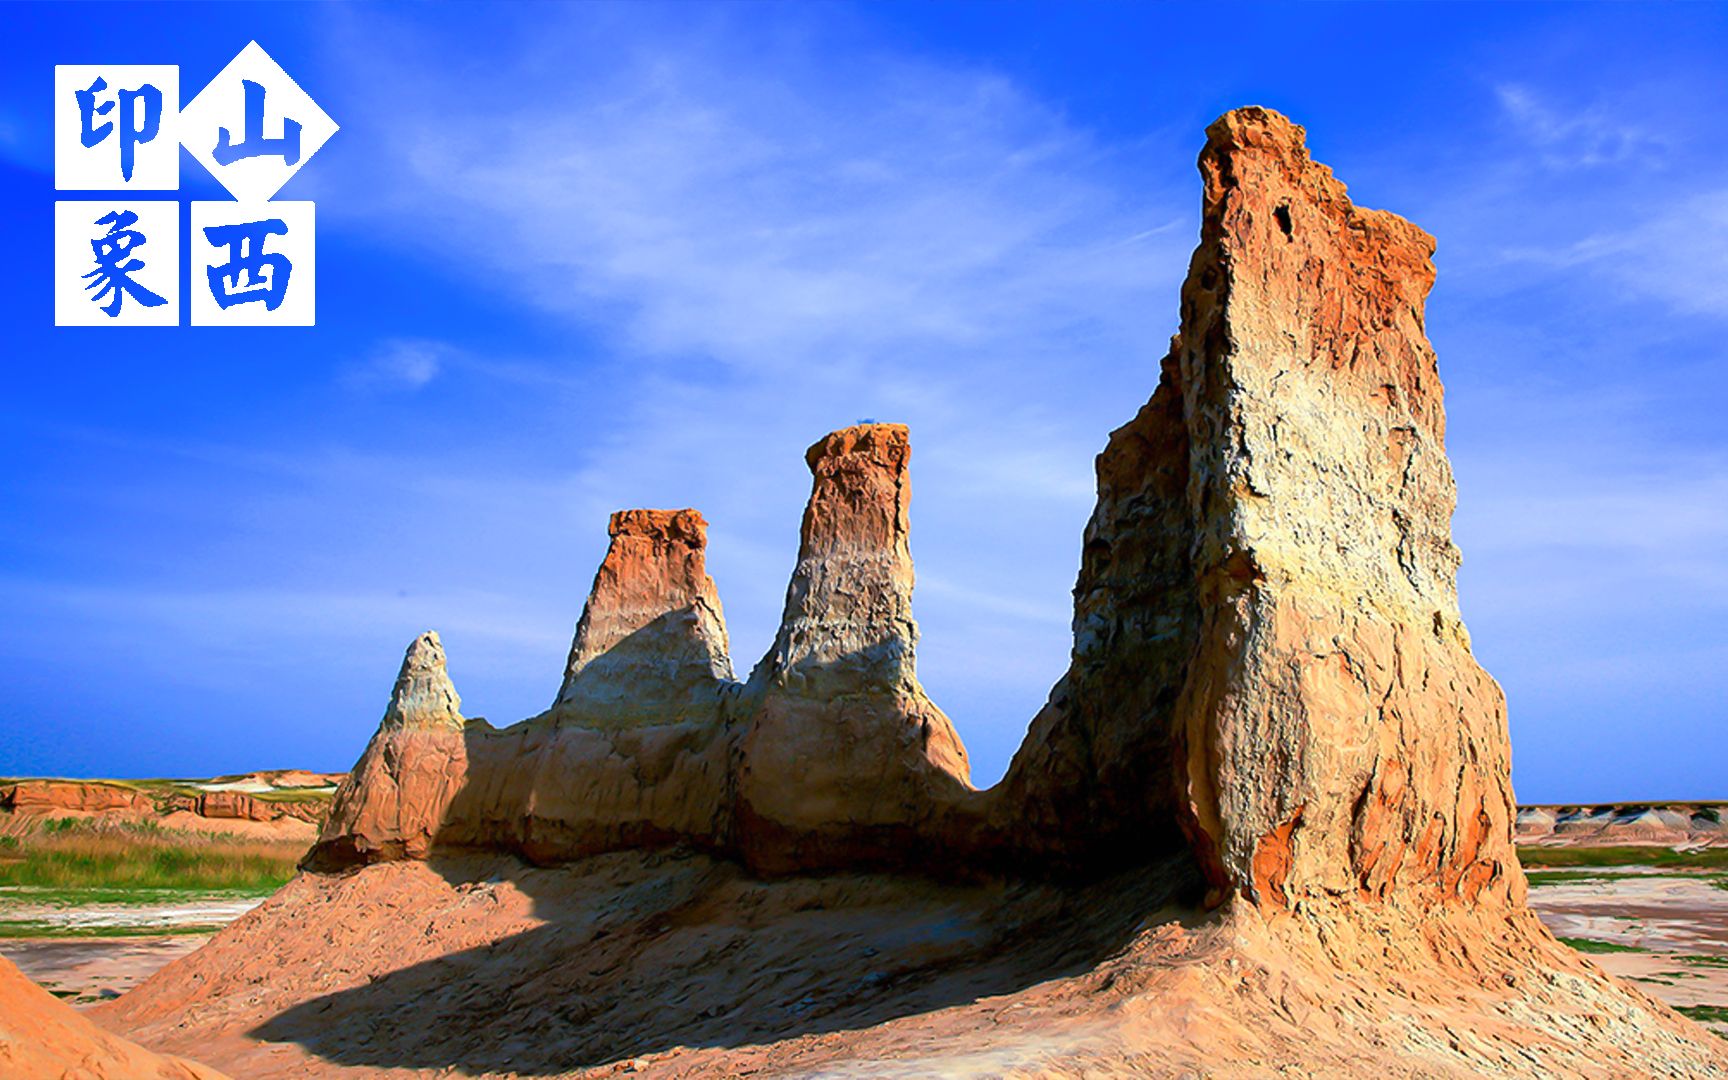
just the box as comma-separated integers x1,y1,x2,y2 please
5,108,1726,1078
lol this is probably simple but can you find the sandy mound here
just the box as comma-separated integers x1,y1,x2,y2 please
98,852,1722,1078
0,953,227,1080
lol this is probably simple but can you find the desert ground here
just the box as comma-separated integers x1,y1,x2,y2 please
5,790,1727,1038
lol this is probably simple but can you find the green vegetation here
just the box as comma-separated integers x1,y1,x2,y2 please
1524,869,1645,886
1557,937,1648,954
0,920,221,939
0,816,305,892
1680,955,1728,969
1517,846,1728,870
1678,1005,1728,1025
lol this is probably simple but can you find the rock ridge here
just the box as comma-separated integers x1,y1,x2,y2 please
117,105,1728,1080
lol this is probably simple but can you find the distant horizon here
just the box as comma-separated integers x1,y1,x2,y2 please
4,2,1726,805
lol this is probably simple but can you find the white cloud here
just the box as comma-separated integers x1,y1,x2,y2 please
1498,189,1728,318
1494,83,1663,169
298,8,1197,780
344,338,449,391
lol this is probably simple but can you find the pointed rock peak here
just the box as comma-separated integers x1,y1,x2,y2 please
753,422,918,691
554,507,733,727
381,630,464,731
735,422,969,872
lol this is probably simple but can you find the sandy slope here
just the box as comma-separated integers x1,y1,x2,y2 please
95,852,1728,1078
0,952,228,1080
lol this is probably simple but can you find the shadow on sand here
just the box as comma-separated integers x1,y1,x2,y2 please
250,844,1199,1074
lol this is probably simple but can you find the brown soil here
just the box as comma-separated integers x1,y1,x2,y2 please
93,852,1728,1078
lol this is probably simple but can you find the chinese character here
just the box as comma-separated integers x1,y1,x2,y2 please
81,210,168,318
212,79,300,166
75,77,163,182
204,218,291,310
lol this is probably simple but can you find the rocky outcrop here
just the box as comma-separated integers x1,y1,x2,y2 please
315,114,1518,914
0,954,229,1080
552,509,733,727
310,632,472,866
175,104,1726,1079
1,780,152,815
309,527,738,870
196,791,325,825
736,424,972,872
1169,109,1519,911
1517,803,1727,846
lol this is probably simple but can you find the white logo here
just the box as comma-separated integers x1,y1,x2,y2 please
53,201,180,327
53,42,335,327
179,42,339,203
53,65,179,190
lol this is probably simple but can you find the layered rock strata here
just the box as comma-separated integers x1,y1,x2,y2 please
553,508,733,727
110,106,1728,1078
735,424,973,872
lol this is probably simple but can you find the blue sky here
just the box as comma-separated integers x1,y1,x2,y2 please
2,3,1724,802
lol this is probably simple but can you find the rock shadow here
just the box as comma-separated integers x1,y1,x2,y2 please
250,845,1200,1075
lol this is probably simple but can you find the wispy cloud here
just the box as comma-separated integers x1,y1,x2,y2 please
1499,189,1728,318
299,7,1195,779
1494,83,1663,169
343,338,449,391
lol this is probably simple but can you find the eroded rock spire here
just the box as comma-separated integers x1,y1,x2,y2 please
382,630,464,731
553,508,734,727
736,423,971,872
308,631,471,868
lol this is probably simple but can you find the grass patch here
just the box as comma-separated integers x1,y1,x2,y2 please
1558,936,1648,954
0,816,304,892
1678,1005,1728,1024
0,920,220,939
1518,846,1728,870
1525,869,1645,886
0,884,278,906
1680,955,1728,969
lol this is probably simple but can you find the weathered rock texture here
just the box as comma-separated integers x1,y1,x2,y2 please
736,424,972,872
310,631,472,865
1172,109,1520,910
308,523,738,871
106,108,1728,1078
553,508,733,727
0,780,152,815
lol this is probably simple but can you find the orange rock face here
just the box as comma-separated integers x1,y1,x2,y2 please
553,508,733,727
1171,109,1519,909
0,953,228,1080
2,780,153,815
735,424,972,873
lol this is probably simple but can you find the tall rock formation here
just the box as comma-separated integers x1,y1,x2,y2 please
1171,108,1518,909
735,424,972,872
552,509,733,727
107,107,1728,1080
990,108,1518,912
309,631,470,867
